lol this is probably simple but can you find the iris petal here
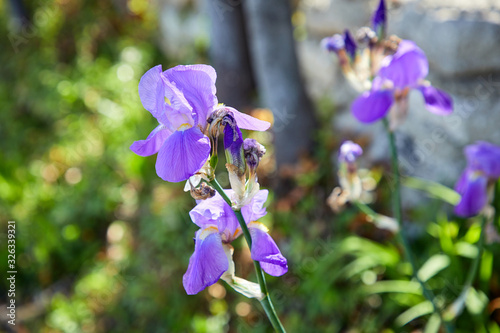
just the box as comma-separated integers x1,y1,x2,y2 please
189,192,240,240
378,40,429,88
241,190,269,223
465,141,500,178
130,124,171,157
249,224,288,276
156,127,210,182
183,231,228,295
226,107,271,132
351,90,393,123
454,169,488,217
163,65,218,127
138,65,169,125
418,85,453,115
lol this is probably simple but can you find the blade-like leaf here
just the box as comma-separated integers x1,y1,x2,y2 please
424,313,442,333
365,280,421,295
417,254,450,282
403,176,460,205
395,301,433,326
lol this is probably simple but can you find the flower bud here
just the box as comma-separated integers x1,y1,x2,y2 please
372,0,387,39
243,138,266,173
343,29,357,60
224,121,246,178
328,141,370,211
339,140,363,165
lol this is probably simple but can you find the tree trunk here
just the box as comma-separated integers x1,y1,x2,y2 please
205,0,255,110
242,0,316,166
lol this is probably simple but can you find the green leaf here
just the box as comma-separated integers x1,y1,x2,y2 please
424,313,442,333
465,287,488,315
480,250,493,283
463,222,482,244
395,300,434,326
455,242,478,259
403,176,460,205
365,280,421,295
417,254,450,282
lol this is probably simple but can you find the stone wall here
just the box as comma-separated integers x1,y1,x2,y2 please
298,0,500,187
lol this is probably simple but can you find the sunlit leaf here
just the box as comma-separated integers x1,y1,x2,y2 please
480,250,493,283
403,176,460,205
365,280,421,295
465,287,488,315
463,223,482,243
417,254,450,282
395,300,433,326
424,313,441,333
455,242,478,259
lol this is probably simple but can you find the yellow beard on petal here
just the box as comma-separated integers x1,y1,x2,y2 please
177,123,193,131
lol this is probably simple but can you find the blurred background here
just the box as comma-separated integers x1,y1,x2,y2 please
1,0,499,332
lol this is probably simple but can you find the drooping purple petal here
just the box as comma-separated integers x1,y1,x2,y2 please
454,169,488,217
465,141,500,178
378,40,429,88
226,107,271,132
339,141,363,164
321,34,345,53
138,65,169,125
241,190,269,223
183,230,228,295
163,65,218,127
343,30,357,59
130,124,172,157
372,0,386,36
418,85,453,115
351,90,393,123
249,224,288,276
155,127,210,182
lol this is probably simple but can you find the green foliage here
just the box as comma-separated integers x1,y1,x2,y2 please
0,1,499,332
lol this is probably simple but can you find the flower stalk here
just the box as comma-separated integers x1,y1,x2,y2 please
209,178,286,333
383,118,451,332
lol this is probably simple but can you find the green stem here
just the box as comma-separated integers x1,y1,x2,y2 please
462,216,487,294
382,118,451,332
352,201,378,220
209,179,286,333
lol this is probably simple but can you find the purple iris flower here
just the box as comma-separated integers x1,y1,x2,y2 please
183,190,288,295
339,140,363,164
130,64,270,183
351,40,453,123
454,141,500,217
